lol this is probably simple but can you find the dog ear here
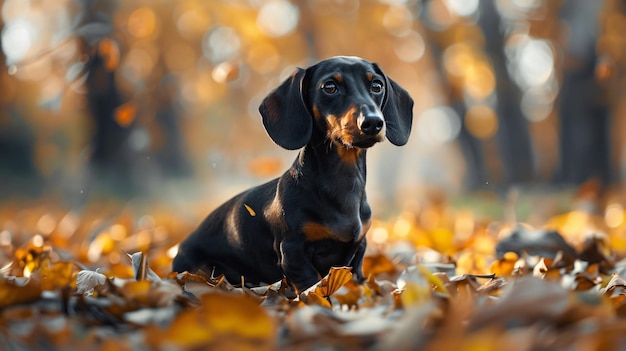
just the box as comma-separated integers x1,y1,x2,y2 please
374,64,414,146
259,68,312,150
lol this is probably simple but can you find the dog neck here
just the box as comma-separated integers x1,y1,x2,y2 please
291,139,368,195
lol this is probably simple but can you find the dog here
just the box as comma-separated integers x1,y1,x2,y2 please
173,56,413,294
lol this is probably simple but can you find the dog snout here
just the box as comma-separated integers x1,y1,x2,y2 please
359,114,384,136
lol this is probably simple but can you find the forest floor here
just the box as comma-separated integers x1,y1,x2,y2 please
1,186,626,350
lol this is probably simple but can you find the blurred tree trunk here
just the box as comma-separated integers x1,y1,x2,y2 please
153,77,193,178
477,0,535,185
0,20,42,197
556,0,610,185
80,0,139,197
420,0,533,190
85,40,137,196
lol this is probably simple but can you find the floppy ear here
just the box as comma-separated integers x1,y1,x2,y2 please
259,68,312,150
374,64,414,146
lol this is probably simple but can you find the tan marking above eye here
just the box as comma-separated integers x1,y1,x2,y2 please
333,73,343,83
366,72,373,81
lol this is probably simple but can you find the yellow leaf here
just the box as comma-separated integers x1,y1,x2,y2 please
400,281,431,307
315,266,353,297
244,204,256,216
305,291,332,308
490,251,519,277
41,261,75,291
120,280,154,305
157,292,275,349
417,264,447,295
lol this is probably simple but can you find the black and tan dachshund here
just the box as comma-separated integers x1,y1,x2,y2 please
173,56,413,294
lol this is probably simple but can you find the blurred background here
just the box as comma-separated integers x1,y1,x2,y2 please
1,0,625,214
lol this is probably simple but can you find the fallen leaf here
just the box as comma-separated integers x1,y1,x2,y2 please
314,266,353,297
362,253,397,278
243,204,256,216
41,261,75,291
0,277,42,308
155,291,275,349
496,228,578,264
75,270,107,295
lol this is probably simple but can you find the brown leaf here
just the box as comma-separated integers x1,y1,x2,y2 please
469,277,570,331
155,291,275,349
333,280,363,309
0,277,42,308
362,253,397,278
305,291,332,308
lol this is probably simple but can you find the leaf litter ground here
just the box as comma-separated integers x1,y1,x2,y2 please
2,191,626,350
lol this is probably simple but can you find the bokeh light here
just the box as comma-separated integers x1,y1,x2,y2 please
394,31,426,63
605,203,624,229
444,0,479,18
257,0,299,38
520,86,554,122
2,19,34,63
203,26,241,64
509,37,555,88
382,5,414,36
128,7,158,39
416,106,462,145
465,104,498,139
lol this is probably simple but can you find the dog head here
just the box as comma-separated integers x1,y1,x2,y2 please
259,56,414,151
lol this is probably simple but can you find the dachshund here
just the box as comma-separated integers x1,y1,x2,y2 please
173,56,413,294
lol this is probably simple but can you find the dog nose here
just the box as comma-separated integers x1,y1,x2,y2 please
360,115,384,136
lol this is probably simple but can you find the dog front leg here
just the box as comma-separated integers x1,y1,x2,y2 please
279,240,321,294
350,238,367,283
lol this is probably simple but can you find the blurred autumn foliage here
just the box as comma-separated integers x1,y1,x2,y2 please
2,0,626,200
4,0,626,350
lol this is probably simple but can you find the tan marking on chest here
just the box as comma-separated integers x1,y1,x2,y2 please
303,222,338,241
336,147,361,164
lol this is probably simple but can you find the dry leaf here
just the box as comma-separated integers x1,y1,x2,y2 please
41,261,75,291
362,253,397,278
0,277,42,308
314,266,353,297
75,269,107,295
154,291,275,349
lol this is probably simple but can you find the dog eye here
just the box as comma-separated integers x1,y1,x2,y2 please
371,80,384,93
322,81,338,95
